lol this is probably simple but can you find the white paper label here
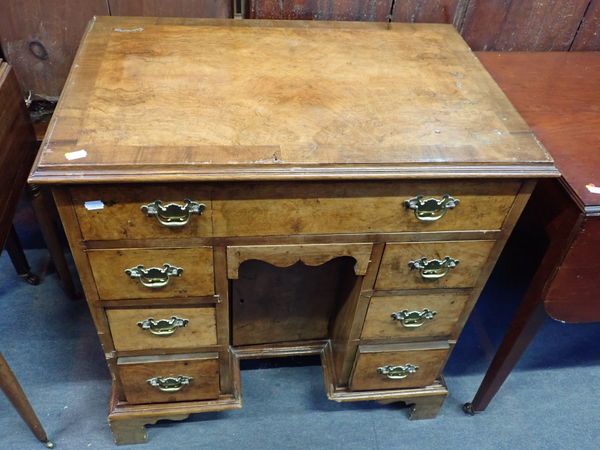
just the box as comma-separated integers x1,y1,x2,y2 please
586,183,600,194
64,149,88,160
84,200,104,211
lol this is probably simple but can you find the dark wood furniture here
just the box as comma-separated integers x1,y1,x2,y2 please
29,17,557,444
0,55,77,297
0,59,53,449
464,52,600,414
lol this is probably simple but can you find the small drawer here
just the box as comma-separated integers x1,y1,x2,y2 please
107,306,217,351
376,240,495,290
350,342,449,391
212,180,519,237
361,293,470,340
117,353,220,404
70,184,212,241
88,247,214,300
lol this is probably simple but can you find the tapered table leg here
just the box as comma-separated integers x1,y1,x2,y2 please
28,184,77,299
464,211,572,414
463,293,547,414
5,225,40,285
0,353,54,448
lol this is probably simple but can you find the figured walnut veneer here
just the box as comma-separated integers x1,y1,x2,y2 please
29,17,557,445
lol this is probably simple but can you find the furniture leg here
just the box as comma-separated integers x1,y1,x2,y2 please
463,296,547,414
5,225,40,285
463,218,571,414
108,414,189,445
0,353,54,448
408,395,446,420
28,184,77,299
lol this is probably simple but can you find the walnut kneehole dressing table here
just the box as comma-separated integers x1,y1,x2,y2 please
29,17,557,445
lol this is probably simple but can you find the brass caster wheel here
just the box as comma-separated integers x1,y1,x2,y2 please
463,402,475,416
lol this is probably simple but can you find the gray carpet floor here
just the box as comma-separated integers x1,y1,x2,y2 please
1,248,599,450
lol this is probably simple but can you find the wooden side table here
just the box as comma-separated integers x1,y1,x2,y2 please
0,59,54,448
464,52,600,414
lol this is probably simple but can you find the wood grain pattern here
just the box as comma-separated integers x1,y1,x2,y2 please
117,353,220,404
361,293,470,340
87,247,215,300
461,0,591,51
572,0,600,50
213,181,521,237
70,184,212,241
0,0,109,97
248,0,390,20
350,342,449,391
227,243,372,278
108,0,232,18
106,307,217,351
29,17,555,184
477,52,600,210
375,240,496,290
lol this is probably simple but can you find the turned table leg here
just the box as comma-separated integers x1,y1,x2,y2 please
28,184,77,299
0,353,54,448
4,225,40,285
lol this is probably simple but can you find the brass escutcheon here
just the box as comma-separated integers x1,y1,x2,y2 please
125,263,183,288
147,375,193,392
404,194,460,222
141,199,205,227
408,256,459,280
138,316,189,336
377,364,419,380
391,309,437,328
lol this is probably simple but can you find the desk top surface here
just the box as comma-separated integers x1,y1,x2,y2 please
477,52,600,213
30,17,555,184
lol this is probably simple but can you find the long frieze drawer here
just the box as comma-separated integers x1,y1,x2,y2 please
70,185,212,240
87,247,214,300
211,181,520,236
350,342,449,391
376,240,496,290
107,307,217,352
362,293,470,340
117,353,220,404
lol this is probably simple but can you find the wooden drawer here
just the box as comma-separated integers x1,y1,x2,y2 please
212,180,519,237
70,184,212,241
361,293,470,340
350,342,449,391
117,353,220,404
376,240,495,290
107,306,217,352
88,247,214,300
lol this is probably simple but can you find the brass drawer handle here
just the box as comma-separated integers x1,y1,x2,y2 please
408,256,459,279
141,199,205,227
404,195,460,222
125,263,183,288
391,309,437,328
147,375,193,392
377,364,419,380
138,316,189,336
